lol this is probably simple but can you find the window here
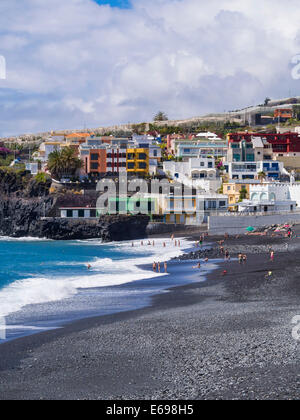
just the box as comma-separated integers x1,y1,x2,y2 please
67,210,73,218
91,163,99,170
107,162,112,167
208,162,213,168
78,210,85,218
90,209,96,218
205,201,216,210
139,162,147,169
128,163,135,169
91,153,99,161
153,150,158,157
200,162,205,167
127,153,135,160
233,154,241,161
219,201,226,207
138,153,147,160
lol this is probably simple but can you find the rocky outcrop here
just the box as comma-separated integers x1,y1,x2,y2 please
0,171,150,241
36,214,150,241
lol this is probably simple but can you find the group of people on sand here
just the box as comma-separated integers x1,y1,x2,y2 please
238,253,247,264
133,238,181,248
153,261,168,273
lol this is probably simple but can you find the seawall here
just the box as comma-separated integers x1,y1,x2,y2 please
208,212,300,235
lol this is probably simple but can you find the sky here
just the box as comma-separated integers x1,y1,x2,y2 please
1,0,300,136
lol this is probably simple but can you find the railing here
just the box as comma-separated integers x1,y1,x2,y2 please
209,210,300,217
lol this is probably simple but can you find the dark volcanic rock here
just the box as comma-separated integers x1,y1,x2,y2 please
0,192,149,241
37,214,150,241
0,170,150,241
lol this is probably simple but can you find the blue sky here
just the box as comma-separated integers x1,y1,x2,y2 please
0,0,300,137
94,0,131,8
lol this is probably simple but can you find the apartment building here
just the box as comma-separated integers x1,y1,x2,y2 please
227,136,273,163
228,132,300,157
126,148,149,175
223,182,251,210
224,161,284,181
163,193,228,225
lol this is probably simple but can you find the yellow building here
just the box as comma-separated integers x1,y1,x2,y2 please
223,182,250,210
126,148,149,175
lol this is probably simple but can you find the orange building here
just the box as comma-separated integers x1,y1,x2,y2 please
86,149,107,175
274,109,292,119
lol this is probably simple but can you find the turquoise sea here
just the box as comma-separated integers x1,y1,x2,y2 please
0,237,215,342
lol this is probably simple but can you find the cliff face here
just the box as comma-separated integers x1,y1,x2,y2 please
0,170,150,241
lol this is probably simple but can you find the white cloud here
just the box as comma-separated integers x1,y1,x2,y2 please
0,0,300,136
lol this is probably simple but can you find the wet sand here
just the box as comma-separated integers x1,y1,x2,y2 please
0,231,299,400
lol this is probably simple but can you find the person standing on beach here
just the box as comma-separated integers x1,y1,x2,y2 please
164,262,168,273
158,262,161,273
243,254,247,264
270,251,274,262
238,254,243,264
153,262,157,272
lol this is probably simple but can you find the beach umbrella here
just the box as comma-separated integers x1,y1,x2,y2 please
246,226,255,232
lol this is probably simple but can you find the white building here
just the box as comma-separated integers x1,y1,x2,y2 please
163,158,221,192
225,160,284,181
238,183,297,213
132,135,162,161
163,193,228,225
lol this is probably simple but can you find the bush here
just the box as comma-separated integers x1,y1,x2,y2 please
35,172,49,184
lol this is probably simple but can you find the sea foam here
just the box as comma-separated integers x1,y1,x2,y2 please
0,238,193,318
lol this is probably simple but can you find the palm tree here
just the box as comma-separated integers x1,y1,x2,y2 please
47,149,63,179
257,171,267,183
48,147,82,179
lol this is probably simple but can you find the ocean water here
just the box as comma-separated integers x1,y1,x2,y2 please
0,237,216,343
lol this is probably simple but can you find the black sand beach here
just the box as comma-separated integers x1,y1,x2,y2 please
0,231,299,400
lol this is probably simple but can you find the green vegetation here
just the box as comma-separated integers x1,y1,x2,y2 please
0,154,14,167
47,147,83,180
239,187,248,201
35,172,50,184
258,171,267,183
154,111,168,122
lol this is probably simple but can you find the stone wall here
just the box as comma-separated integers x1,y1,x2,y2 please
208,212,300,235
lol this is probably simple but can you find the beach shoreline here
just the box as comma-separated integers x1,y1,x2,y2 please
0,231,299,400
